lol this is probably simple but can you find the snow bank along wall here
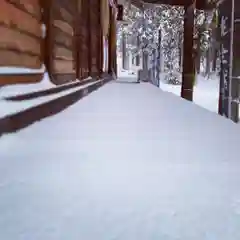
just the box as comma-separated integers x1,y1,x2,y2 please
0,0,117,86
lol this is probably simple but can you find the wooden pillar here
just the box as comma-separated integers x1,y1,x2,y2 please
98,1,103,77
78,0,89,79
75,0,82,80
100,0,110,74
230,0,240,122
98,29,103,77
108,5,117,77
87,0,92,77
41,0,51,76
108,5,113,74
218,7,225,116
219,0,240,122
219,0,233,118
181,2,195,101
112,18,117,77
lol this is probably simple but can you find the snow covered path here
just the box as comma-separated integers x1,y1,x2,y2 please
1,77,240,240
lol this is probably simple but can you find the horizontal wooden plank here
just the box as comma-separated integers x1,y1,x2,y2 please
53,60,74,74
53,28,73,49
53,20,73,36
0,1,41,38
6,0,41,19
52,6,73,24
53,46,73,61
0,49,42,69
0,73,43,85
49,73,76,85
54,0,77,15
0,25,41,56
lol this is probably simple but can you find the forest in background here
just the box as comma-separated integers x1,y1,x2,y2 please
117,3,219,84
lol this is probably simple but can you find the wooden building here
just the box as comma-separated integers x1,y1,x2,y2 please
0,0,118,86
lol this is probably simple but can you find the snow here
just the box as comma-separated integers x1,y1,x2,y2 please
0,66,45,74
160,73,220,113
118,56,220,113
0,75,98,118
0,67,94,118
0,73,55,98
1,75,240,240
0,73,90,99
0,66,93,99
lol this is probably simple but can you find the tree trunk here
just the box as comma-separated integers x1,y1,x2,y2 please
195,40,201,74
211,26,218,72
156,29,161,84
142,51,149,71
205,48,211,77
178,46,182,71
136,34,140,66
122,31,129,70
212,49,218,72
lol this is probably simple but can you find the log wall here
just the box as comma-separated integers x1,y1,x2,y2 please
0,0,115,86
0,0,43,84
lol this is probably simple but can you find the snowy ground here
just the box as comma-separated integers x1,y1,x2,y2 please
1,76,240,239
160,74,219,113
0,73,55,98
117,57,220,113
0,73,95,118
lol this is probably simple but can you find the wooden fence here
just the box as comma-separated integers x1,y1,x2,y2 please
0,0,116,86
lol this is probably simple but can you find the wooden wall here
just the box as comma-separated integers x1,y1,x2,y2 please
0,0,109,86
0,0,44,85
89,0,102,78
46,0,78,85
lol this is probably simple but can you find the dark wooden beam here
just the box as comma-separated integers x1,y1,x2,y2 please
132,0,213,10
230,0,240,122
181,2,195,101
218,0,240,122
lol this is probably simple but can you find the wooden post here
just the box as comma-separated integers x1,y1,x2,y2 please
181,2,195,101
95,0,103,77
219,0,240,122
99,15,103,77
75,0,82,80
230,0,240,122
108,5,113,75
219,0,233,118
41,0,51,76
218,7,225,115
108,6,113,75
107,4,117,77
112,11,117,77
87,0,92,77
